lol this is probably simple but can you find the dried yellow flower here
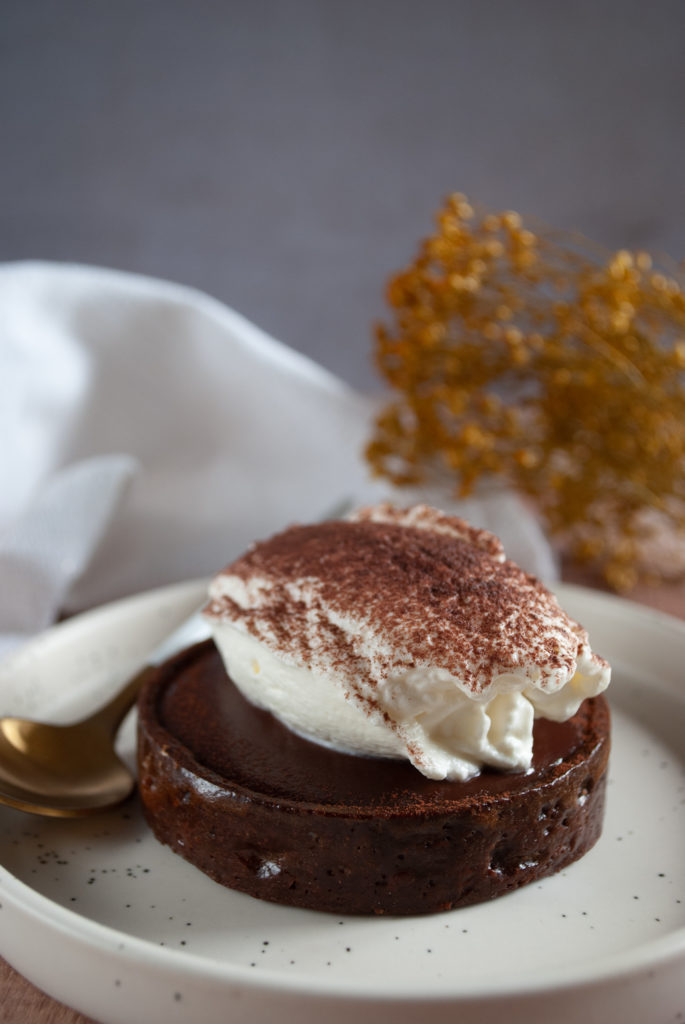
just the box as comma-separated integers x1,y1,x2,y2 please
366,194,685,589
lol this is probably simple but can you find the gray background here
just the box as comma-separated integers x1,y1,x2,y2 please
2,0,684,390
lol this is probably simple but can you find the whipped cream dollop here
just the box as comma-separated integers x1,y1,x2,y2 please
203,504,610,781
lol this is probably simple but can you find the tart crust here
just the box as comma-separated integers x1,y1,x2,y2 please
137,640,610,916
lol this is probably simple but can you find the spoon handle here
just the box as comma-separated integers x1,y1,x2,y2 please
88,606,210,735
88,666,153,735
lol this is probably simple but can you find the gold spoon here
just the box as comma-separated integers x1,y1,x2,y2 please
0,609,208,817
0,505,346,819
0,666,152,817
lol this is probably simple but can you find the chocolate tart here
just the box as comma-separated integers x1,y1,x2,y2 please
137,640,610,916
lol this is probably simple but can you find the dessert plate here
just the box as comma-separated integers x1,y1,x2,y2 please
0,580,684,1024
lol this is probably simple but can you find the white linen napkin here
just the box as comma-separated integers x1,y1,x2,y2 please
0,261,558,666
0,455,137,660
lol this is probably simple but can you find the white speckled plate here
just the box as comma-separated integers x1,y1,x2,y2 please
1,581,684,1024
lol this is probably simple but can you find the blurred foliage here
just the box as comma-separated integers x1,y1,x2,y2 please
367,194,685,589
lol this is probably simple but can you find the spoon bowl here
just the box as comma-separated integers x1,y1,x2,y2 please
0,667,150,817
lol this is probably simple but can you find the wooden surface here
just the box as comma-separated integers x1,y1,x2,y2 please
3,573,685,1022
0,959,95,1024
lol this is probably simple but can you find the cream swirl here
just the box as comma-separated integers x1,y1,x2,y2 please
204,504,610,780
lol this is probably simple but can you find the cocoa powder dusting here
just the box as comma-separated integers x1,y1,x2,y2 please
206,515,582,695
